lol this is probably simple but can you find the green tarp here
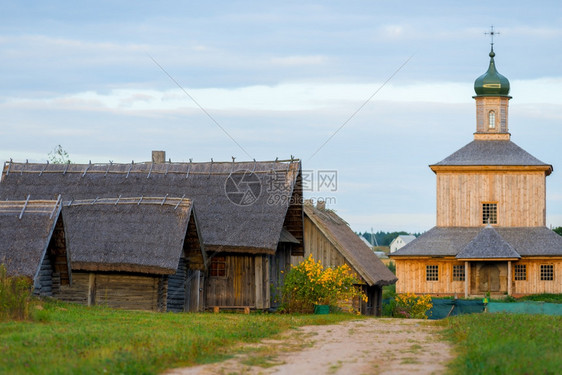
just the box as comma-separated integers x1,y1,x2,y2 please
383,298,562,319
488,301,562,315
427,299,485,319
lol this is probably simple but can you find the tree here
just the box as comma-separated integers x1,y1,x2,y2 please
48,145,71,164
553,227,562,236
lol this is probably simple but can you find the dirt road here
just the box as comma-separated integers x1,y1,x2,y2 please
164,318,453,375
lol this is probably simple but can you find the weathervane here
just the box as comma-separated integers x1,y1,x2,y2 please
484,26,500,51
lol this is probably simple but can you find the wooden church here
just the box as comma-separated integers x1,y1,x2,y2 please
391,42,562,297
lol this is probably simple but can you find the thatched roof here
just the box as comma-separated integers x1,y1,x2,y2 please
304,202,397,286
0,159,303,255
431,140,552,174
61,197,202,274
0,198,69,281
391,226,562,258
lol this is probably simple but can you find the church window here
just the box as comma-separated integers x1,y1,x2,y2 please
540,264,554,281
488,110,496,129
426,265,439,281
482,203,497,224
452,265,465,281
514,264,526,281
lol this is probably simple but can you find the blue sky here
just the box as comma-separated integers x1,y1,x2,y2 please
1,1,562,233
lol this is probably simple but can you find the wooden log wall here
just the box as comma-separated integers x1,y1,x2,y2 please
167,257,187,312
33,253,54,296
512,258,562,295
205,254,256,307
436,171,546,227
56,271,163,311
55,272,89,304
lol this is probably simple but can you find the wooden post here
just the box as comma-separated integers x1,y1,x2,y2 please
507,261,512,296
264,256,270,309
87,273,95,306
213,306,220,314
244,307,250,314
255,256,264,309
464,262,470,298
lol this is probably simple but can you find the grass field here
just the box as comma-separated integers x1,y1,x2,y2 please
0,299,361,375
444,313,562,375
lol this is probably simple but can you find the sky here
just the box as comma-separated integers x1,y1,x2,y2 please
1,1,562,234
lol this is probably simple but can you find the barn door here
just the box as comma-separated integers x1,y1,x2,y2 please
478,264,500,293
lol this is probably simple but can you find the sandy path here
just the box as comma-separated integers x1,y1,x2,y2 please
164,318,453,375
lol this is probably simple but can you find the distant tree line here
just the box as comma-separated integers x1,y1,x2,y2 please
358,231,421,247
553,227,562,236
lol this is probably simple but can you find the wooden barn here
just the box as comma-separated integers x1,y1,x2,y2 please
56,197,205,312
0,156,303,311
0,198,71,296
292,201,397,315
391,46,562,297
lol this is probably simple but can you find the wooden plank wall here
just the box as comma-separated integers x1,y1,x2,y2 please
436,172,546,227
292,216,347,268
205,254,256,307
512,259,562,295
269,244,292,308
395,259,466,295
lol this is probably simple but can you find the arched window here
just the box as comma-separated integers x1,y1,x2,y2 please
488,110,496,129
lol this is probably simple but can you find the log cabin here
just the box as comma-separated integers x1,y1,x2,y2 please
291,201,397,315
57,197,205,312
0,155,303,311
0,198,71,296
390,46,562,297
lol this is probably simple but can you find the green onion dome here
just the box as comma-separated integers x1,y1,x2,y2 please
474,49,510,97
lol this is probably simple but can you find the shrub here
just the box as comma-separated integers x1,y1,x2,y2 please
280,255,367,313
0,264,32,321
392,293,432,319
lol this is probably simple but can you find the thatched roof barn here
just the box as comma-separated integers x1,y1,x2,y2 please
56,196,204,312
0,157,304,310
0,158,303,255
0,198,70,296
295,201,397,315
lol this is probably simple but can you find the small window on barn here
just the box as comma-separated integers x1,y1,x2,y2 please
452,265,465,281
210,256,227,277
514,264,527,281
540,264,554,281
482,203,497,225
426,265,439,281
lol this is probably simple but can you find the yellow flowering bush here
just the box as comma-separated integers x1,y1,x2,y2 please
392,293,433,319
280,255,367,313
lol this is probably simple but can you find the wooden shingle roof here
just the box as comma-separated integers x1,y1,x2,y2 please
304,203,397,286
456,225,520,260
431,140,552,174
391,226,562,257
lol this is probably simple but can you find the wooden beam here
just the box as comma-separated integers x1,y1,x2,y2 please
507,261,512,296
465,262,470,298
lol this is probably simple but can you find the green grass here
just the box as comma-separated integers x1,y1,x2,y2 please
0,299,361,374
444,313,562,375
